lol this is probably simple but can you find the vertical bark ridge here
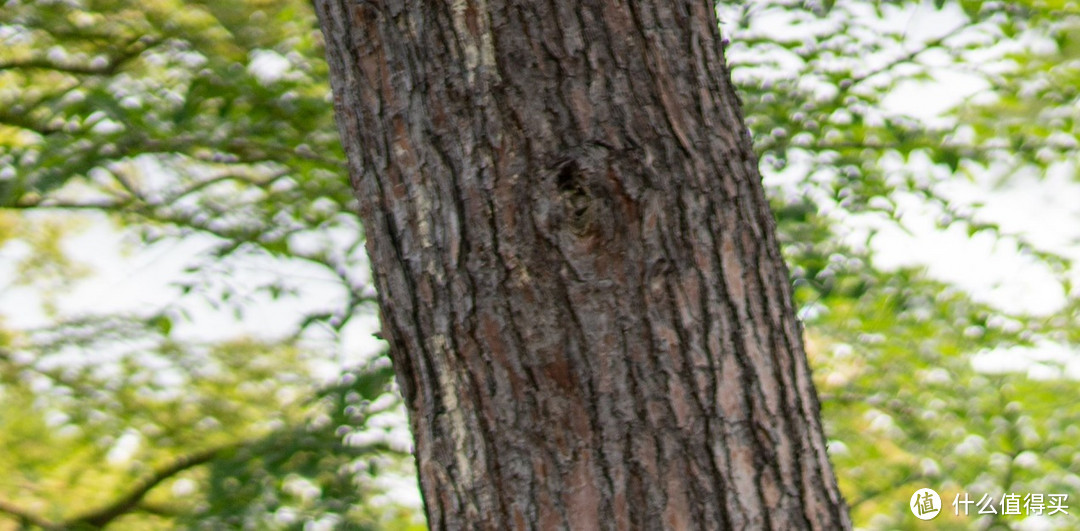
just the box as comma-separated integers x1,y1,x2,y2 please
315,0,851,529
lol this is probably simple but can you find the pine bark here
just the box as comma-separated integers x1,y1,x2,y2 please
314,0,850,529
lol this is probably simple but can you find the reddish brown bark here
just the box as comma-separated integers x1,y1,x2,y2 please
314,0,850,528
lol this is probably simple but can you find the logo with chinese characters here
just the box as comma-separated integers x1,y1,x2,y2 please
910,488,942,520
952,492,1070,517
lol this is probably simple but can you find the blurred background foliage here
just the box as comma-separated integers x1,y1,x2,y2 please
720,1,1080,528
0,0,1078,529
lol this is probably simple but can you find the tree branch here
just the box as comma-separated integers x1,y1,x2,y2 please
130,501,183,518
0,498,54,529
0,58,119,76
0,112,64,136
845,23,970,89
0,36,161,77
4,199,133,211
66,442,241,528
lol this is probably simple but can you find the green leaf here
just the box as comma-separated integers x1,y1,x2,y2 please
150,314,173,336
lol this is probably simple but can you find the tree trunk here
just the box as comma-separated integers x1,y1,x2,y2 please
313,0,850,528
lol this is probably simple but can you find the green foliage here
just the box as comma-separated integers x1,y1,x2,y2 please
1,0,413,528
186,361,404,529
0,315,411,528
724,0,1080,528
0,0,365,329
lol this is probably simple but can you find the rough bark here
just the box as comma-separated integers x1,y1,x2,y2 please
314,0,850,529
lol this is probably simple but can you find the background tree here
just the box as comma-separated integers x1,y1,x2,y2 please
1,0,1078,529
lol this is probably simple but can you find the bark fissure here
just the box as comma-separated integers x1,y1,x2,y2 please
315,0,851,528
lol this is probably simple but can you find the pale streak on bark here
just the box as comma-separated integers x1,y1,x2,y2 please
450,0,499,86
